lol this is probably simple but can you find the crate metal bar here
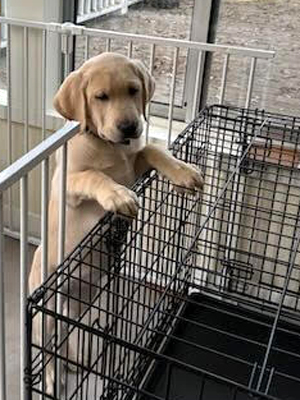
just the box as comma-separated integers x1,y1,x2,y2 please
264,367,275,395
167,47,179,146
245,57,257,109
20,175,28,400
0,121,79,192
0,193,6,400
134,301,187,400
41,29,47,141
24,27,29,153
256,225,300,391
219,53,230,104
145,43,155,144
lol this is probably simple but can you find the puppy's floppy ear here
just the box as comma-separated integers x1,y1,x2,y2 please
132,60,155,118
54,70,88,130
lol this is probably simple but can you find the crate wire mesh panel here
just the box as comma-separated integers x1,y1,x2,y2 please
27,105,300,400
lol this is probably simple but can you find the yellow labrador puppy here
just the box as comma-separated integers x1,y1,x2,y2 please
29,52,203,392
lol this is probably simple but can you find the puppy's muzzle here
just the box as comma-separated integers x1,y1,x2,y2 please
117,119,141,139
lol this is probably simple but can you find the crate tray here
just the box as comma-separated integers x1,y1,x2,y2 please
144,293,300,400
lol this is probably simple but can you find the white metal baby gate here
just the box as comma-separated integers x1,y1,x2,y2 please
0,16,275,400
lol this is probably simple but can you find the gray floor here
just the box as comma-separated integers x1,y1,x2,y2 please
3,237,36,400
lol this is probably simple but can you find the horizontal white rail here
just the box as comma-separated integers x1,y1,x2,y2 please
0,17,275,59
0,121,79,192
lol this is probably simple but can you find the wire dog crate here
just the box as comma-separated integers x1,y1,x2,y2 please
27,105,300,400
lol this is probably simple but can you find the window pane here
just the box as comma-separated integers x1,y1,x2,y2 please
75,0,196,107
207,0,299,115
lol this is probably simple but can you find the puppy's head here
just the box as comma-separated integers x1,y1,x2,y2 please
54,52,155,143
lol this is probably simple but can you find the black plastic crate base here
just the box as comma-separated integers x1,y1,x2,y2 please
144,293,300,400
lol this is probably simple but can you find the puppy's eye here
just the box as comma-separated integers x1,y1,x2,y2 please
96,93,109,101
129,87,139,96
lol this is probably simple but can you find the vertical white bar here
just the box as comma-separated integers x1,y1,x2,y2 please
127,41,133,58
121,0,128,14
191,50,203,119
41,159,49,282
0,193,6,400
145,43,155,144
86,0,92,13
167,47,179,147
40,159,49,400
58,144,67,265
23,27,29,153
219,53,230,105
78,0,84,15
56,143,67,397
92,0,97,10
61,33,73,80
7,24,12,229
64,51,71,80
84,35,90,61
41,29,47,141
105,38,111,52
245,57,257,109
20,176,28,400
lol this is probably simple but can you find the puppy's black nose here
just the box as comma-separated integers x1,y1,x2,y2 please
118,120,138,138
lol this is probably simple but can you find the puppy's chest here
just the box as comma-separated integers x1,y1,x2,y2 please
93,147,137,187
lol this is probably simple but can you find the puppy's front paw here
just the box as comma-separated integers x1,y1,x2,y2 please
170,161,204,195
100,185,139,218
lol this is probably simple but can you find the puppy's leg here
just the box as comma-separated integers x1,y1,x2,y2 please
29,247,59,395
67,170,139,217
135,144,204,193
